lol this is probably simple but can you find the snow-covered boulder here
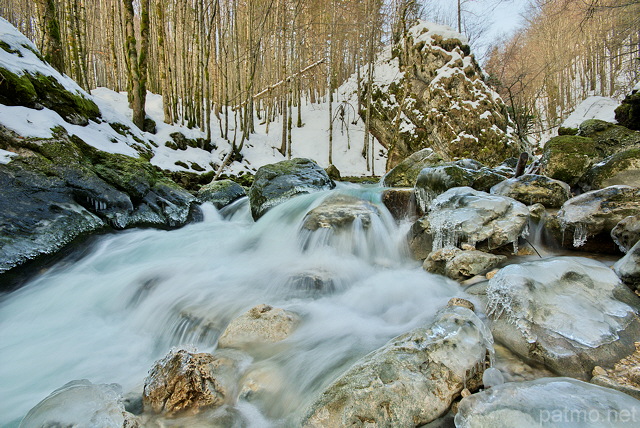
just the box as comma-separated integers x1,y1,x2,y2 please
362,20,522,169
490,174,571,208
19,380,138,428
455,377,640,428
248,158,335,220
545,185,640,253
409,187,529,258
143,349,248,417
612,215,640,253
217,304,300,350
301,305,493,427
484,257,640,380
614,240,640,291
197,179,246,209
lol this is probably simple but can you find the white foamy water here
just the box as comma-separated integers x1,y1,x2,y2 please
0,184,464,426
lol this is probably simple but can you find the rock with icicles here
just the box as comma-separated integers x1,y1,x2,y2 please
413,161,507,211
142,348,248,417
19,379,138,428
455,377,640,428
196,179,246,209
409,187,529,258
544,185,640,253
614,240,640,291
423,246,506,281
591,341,640,400
612,215,640,253
301,304,494,427
489,174,571,208
217,304,301,350
382,147,445,187
247,158,335,220
483,256,640,380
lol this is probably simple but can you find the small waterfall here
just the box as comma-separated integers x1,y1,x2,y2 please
0,184,462,426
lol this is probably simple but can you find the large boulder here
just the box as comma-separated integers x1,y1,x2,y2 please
0,127,198,276
490,174,571,208
19,380,138,428
615,90,640,130
247,158,335,220
614,240,640,291
545,185,640,253
539,135,598,186
455,377,640,428
362,20,522,169
483,257,640,380
217,304,300,350
381,148,444,187
578,147,640,191
578,119,640,156
301,305,492,427
409,187,529,257
414,162,507,210
612,216,640,253
197,179,246,209
143,349,247,417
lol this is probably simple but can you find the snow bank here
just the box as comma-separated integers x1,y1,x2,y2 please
408,20,469,46
561,96,619,128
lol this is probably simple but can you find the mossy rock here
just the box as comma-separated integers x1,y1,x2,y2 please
539,135,598,186
615,92,640,131
490,174,571,208
0,67,37,106
197,179,246,209
558,126,578,136
578,119,640,157
579,147,640,191
383,148,445,187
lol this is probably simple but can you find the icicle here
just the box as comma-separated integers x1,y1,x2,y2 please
572,223,589,247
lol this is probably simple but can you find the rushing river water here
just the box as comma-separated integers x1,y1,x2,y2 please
0,184,470,426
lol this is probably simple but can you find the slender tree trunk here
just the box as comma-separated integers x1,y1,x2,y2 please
38,0,65,73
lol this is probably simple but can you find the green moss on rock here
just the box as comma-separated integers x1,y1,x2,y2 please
540,135,598,186
579,147,640,191
615,92,640,131
0,67,37,106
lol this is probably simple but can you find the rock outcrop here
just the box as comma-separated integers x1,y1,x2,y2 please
484,257,640,380
302,305,492,427
490,174,571,208
362,20,522,169
247,158,335,220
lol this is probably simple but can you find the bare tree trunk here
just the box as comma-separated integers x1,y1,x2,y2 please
37,0,64,73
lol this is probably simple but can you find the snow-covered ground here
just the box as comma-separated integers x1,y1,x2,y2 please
561,96,619,128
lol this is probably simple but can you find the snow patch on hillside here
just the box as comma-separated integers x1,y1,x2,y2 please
561,96,619,128
409,20,469,46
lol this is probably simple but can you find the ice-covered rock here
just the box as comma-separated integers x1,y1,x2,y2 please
143,348,248,417
247,158,335,220
455,377,640,428
301,306,493,427
197,179,246,209
423,247,505,281
382,147,444,187
19,379,137,428
490,174,571,208
612,216,640,253
217,304,301,350
362,20,522,169
614,240,640,291
414,162,507,210
545,185,640,253
484,257,640,379
409,187,529,257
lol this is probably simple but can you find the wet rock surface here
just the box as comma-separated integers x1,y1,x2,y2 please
197,179,246,209
612,216,640,253
217,304,301,349
0,126,198,276
301,194,381,231
423,247,506,280
614,240,640,291
579,147,640,191
483,257,640,380
302,306,492,427
248,158,335,220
